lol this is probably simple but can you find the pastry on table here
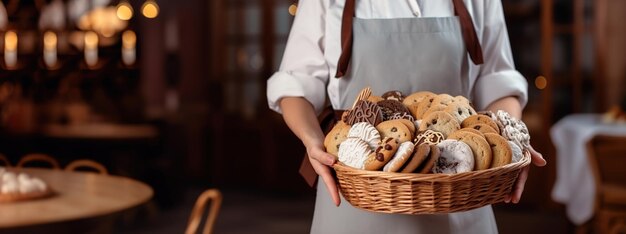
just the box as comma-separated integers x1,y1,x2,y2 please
0,167,53,203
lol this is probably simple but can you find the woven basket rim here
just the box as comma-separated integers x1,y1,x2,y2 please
333,150,531,181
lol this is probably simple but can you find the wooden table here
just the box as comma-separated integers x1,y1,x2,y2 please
0,168,153,233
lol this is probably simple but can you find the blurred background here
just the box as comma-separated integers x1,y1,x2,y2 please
0,0,625,233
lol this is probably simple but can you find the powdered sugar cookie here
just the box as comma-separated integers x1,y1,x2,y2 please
347,122,381,150
433,139,475,174
338,138,373,169
383,141,415,172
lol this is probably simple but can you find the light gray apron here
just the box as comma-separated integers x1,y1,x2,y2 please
310,0,498,233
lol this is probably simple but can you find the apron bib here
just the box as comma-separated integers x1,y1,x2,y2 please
308,1,497,233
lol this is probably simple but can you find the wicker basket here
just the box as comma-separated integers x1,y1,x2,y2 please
333,151,531,215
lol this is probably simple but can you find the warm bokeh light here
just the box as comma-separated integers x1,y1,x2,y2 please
4,31,17,50
142,1,159,19
84,31,99,49
116,1,133,21
288,4,298,16
43,31,57,50
122,30,136,49
535,76,547,90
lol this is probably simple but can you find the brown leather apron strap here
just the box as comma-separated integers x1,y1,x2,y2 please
299,108,346,188
335,0,483,78
452,0,484,65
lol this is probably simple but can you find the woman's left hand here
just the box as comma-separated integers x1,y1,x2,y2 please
505,145,547,203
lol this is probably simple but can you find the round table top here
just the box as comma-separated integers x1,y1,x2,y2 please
0,168,153,229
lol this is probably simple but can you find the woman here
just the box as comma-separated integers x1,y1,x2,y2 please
267,0,546,233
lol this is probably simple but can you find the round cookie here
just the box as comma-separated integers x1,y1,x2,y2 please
418,111,460,138
381,90,404,102
400,143,430,173
432,94,456,106
402,91,435,107
468,123,498,135
338,138,373,169
447,131,492,170
416,144,440,173
413,96,436,119
367,95,384,103
364,137,399,171
324,121,351,157
509,141,524,163
433,139,475,174
457,128,485,138
415,130,445,145
421,103,448,120
484,133,513,168
347,122,381,150
383,141,415,172
388,119,416,137
376,120,412,143
388,112,415,122
378,99,411,121
444,102,476,124
454,95,471,104
461,114,500,133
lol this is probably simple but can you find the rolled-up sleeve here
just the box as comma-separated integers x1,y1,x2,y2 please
472,0,528,111
267,0,329,114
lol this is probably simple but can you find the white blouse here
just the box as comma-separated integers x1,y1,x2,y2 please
267,0,528,115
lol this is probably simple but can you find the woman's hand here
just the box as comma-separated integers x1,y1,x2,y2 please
278,97,341,206
504,145,546,203
306,143,341,206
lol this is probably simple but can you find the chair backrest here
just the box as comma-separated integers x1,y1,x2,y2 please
16,154,61,169
587,135,626,186
0,154,11,167
65,159,108,175
185,189,223,234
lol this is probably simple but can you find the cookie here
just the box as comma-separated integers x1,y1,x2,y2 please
400,143,430,173
343,100,384,126
509,141,523,163
363,137,399,171
457,128,485,138
376,120,412,143
338,138,373,169
496,110,531,151
484,133,513,168
416,144,440,173
415,130,445,145
422,103,448,120
388,119,416,136
383,141,414,172
347,122,381,150
323,121,351,157
381,90,404,102
468,123,498,135
378,99,411,121
433,139,475,174
444,102,476,124
454,95,471,104
418,111,460,138
402,91,436,107
447,131,492,170
388,112,415,122
366,95,385,103
432,94,456,106
413,96,436,119
461,114,500,133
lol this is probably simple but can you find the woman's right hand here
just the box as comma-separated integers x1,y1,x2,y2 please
278,97,341,206
306,144,341,206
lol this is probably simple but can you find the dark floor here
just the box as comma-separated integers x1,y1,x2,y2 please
119,187,573,234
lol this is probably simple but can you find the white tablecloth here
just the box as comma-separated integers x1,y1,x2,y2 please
550,114,626,225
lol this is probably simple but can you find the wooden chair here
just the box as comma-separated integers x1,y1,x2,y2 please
16,154,61,169
0,154,11,167
185,189,223,234
65,159,108,175
587,135,626,234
